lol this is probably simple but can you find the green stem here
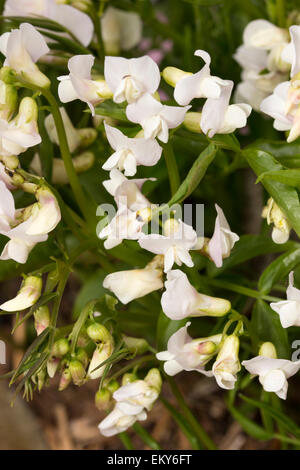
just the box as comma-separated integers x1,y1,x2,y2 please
108,355,156,381
166,375,217,450
119,432,135,450
162,141,180,196
276,0,285,27
48,263,70,349
133,423,161,450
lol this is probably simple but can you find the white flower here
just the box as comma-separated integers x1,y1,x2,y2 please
262,197,291,243
212,335,241,390
104,55,160,104
45,107,81,153
172,50,227,106
58,55,112,115
99,403,147,437
99,204,144,249
0,162,16,189
139,219,197,272
25,186,61,236
87,341,113,380
0,275,42,312
126,93,190,142
161,269,231,320
242,354,300,400
270,272,300,328
242,19,289,50
101,6,142,55
4,0,94,47
0,97,41,158
0,181,47,264
103,255,164,304
280,25,300,78
157,321,222,376
103,122,162,176
0,22,50,88
208,204,239,268
200,80,251,137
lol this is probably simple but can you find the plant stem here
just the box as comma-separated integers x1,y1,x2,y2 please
166,375,217,450
119,432,135,450
108,355,156,381
162,141,180,196
133,423,161,450
276,0,285,27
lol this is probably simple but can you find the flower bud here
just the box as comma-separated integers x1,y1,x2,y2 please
51,338,69,358
26,186,61,236
123,336,149,355
197,340,217,355
37,369,46,391
45,108,80,153
18,97,39,123
47,357,60,378
259,342,277,359
59,368,72,391
0,80,17,120
95,389,112,411
163,218,180,237
76,347,89,368
144,368,162,392
69,0,93,12
1,155,19,170
34,305,50,335
212,335,241,390
69,359,86,386
105,379,119,394
262,198,291,244
78,128,97,148
0,66,17,84
162,67,192,87
87,341,114,380
0,275,42,312
86,323,111,343
183,112,202,133
122,373,138,386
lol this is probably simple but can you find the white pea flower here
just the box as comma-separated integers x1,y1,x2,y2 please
25,186,61,236
241,19,289,50
212,335,241,390
101,6,142,55
98,402,147,437
270,272,300,328
126,93,190,142
0,96,41,158
104,55,160,104
157,321,222,376
161,269,231,320
262,197,291,244
164,49,227,106
200,80,252,137
208,204,239,268
139,219,197,272
103,255,164,304
242,342,300,400
0,181,47,264
4,0,94,47
279,25,300,78
58,55,112,115
103,122,162,176
0,22,50,88
0,275,42,312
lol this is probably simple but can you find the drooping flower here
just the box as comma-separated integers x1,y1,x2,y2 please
0,22,50,88
58,55,112,115
270,272,300,328
0,275,42,312
104,56,160,104
99,403,147,437
212,335,241,390
157,321,222,376
262,197,291,244
161,269,231,320
163,49,227,106
242,342,300,399
4,0,94,47
25,186,61,236
139,219,197,272
208,204,239,268
101,6,142,55
103,122,162,176
103,255,164,304
126,93,190,142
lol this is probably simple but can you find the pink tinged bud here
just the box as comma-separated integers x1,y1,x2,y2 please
197,340,217,355
69,360,86,386
34,305,50,335
59,368,72,391
0,275,42,312
47,357,60,378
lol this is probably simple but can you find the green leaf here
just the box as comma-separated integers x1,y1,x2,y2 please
95,101,129,122
156,311,186,351
260,169,300,188
258,248,300,294
244,149,300,239
227,401,273,440
209,133,240,152
250,139,300,168
251,300,289,358
207,234,296,277
168,143,217,206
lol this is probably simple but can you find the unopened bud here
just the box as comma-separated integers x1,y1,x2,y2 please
51,338,69,358
76,347,89,368
59,368,72,391
69,359,86,386
37,369,46,391
47,357,60,378
0,81,17,120
144,368,162,392
34,305,50,335
78,128,97,147
259,342,277,359
87,323,111,343
123,335,149,355
1,155,19,170
95,389,111,411
87,341,113,380
0,66,17,84
122,373,137,386
163,218,180,237
184,112,202,133
162,67,192,87
0,275,42,312
197,340,217,355
18,97,38,123
105,379,119,394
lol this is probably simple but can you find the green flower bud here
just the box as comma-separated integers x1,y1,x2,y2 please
162,67,192,87
123,335,149,355
76,347,89,368
87,323,111,343
59,368,72,391
259,342,277,359
95,389,111,411
78,128,97,148
34,305,50,336
52,338,69,358
122,373,138,386
0,81,18,120
144,368,162,392
184,112,202,133
105,379,119,394
0,66,17,84
69,360,86,386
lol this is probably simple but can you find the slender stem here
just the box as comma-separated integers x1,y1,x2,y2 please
133,423,161,450
48,264,70,349
108,355,156,381
162,141,180,196
166,375,217,450
276,0,285,27
119,432,135,450
42,89,94,224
